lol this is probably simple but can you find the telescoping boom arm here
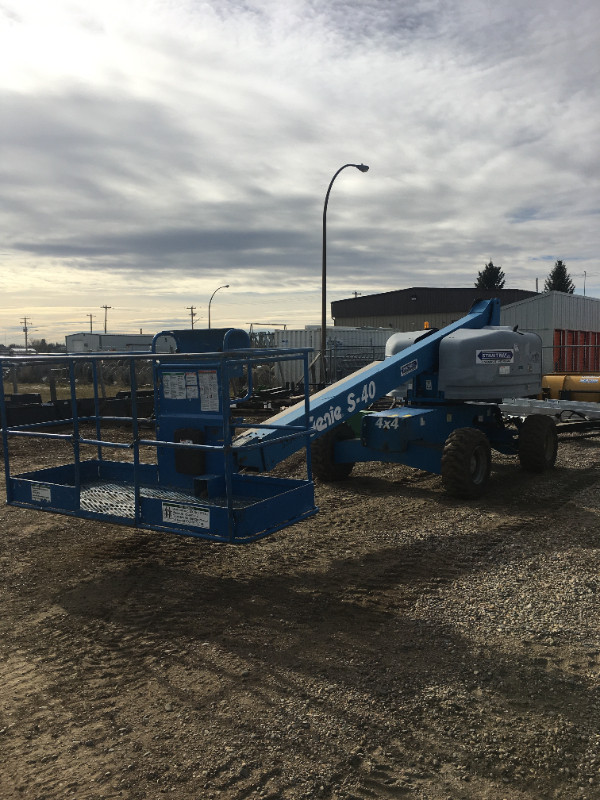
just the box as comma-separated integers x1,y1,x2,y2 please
234,298,501,471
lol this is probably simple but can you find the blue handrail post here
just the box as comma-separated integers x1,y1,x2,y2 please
303,351,313,482
221,356,236,543
0,363,12,502
129,357,142,525
68,359,81,500
91,359,103,462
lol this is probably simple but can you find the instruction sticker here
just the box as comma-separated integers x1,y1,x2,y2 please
163,372,187,400
163,372,200,400
184,371,199,399
198,370,220,412
162,502,210,529
476,349,514,365
31,484,51,503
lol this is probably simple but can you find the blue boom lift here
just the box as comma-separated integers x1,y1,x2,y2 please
0,299,557,543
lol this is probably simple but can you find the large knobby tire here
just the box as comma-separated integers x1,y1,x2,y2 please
311,424,355,482
518,414,558,473
441,428,491,499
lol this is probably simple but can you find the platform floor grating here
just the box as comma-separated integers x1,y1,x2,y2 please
80,480,259,518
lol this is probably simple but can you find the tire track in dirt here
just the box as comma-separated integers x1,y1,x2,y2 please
0,644,107,799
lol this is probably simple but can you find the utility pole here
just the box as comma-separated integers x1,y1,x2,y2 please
20,317,31,350
86,314,95,332
100,305,111,334
186,305,197,329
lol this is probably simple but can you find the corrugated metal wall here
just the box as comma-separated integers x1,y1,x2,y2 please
272,327,400,385
500,293,600,374
333,312,462,330
500,295,555,373
500,293,596,331
274,327,399,350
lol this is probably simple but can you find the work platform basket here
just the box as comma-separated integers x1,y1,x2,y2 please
0,330,317,543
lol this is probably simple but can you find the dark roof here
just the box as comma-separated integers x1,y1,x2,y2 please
332,287,538,318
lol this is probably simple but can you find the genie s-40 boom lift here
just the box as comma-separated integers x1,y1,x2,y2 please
0,299,556,543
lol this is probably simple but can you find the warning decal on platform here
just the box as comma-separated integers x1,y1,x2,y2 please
198,370,220,411
31,484,51,503
163,372,187,400
184,371,199,399
476,349,514,365
163,372,201,400
162,502,210,529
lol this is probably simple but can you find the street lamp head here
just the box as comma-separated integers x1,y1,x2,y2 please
208,284,230,328
356,164,369,173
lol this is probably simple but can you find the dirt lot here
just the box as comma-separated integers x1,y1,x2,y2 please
1,429,600,800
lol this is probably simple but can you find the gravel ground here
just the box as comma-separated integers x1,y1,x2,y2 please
1,429,599,799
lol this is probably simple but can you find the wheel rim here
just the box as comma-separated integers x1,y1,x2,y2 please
469,446,488,484
543,430,555,460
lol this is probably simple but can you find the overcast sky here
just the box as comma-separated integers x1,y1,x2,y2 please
1,0,599,344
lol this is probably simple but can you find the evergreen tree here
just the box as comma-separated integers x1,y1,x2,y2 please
31,339,64,352
475,260,506,290
544,260,575,293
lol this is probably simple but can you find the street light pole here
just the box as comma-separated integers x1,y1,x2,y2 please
321,163,369,384
208,285,230,329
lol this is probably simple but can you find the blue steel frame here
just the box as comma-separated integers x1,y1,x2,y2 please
0,344,317,543
234,299,516,473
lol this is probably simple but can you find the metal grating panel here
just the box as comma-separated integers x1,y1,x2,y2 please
80,480,196,518
79,479,260,518
500,398,600,420
80,481,135,518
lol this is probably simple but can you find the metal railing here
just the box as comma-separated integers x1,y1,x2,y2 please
0,346,317,543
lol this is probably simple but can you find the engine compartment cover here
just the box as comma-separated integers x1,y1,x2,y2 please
438,326,542,400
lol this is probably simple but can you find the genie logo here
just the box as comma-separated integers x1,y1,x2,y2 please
310,404,343,432
309,380,377,434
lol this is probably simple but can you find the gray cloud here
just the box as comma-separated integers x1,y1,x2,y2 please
1,0,599,341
